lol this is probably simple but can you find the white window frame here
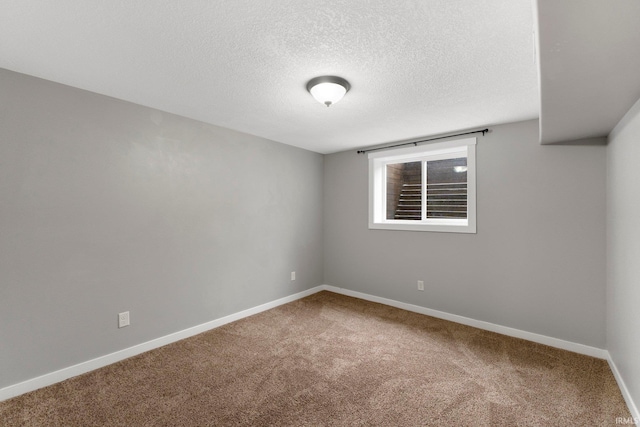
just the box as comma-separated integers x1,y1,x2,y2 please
368,137,476,233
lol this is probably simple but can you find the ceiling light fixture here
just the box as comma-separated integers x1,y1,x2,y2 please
306,76,350,107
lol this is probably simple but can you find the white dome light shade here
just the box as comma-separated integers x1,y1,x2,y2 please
310,82,346,106
306,76,350,107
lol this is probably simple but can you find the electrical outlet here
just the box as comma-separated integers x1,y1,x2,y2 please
417,280,424,291
118,311,130,328
291,271,296,281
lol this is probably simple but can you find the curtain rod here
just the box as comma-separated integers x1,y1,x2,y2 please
356,128,489,154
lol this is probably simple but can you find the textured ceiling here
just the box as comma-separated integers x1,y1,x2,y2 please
0,0,538,154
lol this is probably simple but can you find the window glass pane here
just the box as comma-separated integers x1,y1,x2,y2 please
386,161,422,220
426,157,467,219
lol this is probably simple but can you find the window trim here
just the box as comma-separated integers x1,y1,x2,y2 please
368,137,476,233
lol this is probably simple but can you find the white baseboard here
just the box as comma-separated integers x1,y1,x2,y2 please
1,283,630,414
320,285,609,359
607,353,640,423
0,286,324,402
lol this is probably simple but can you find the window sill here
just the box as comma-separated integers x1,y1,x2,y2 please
369,220,476,233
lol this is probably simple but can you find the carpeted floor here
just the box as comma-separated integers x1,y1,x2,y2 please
0,291,631,426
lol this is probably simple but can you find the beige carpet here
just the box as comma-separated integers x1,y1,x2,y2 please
0,291,631,426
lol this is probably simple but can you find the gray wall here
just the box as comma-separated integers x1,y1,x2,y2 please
324,119,607,348
607,96,640,411
0,67,624,399
0,69,324,389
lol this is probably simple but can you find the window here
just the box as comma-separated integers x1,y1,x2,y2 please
368,137,476,233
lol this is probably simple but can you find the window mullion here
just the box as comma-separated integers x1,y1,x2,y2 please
381,161,387,221
422,160,427,221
